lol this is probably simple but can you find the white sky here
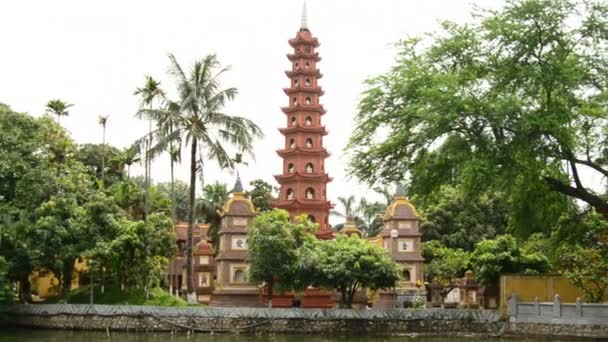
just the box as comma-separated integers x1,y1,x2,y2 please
1,0,505,223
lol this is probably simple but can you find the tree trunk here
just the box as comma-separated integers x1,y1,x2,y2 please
144,116,152,221
268,279,274,308
61,260,74,296
186,139,197,304
170,153,176,227
101,126,106,182
18,273,33,303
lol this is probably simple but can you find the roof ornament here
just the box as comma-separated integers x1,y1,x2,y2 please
233,172,244,193
300,0,309,31
395,183,406,197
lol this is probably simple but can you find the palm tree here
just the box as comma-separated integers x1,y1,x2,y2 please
141,53,263,303
98,115,109,181
331,195,385,238
134,76,164,221
46,99,73,127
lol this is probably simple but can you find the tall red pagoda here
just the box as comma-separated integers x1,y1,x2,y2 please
273,3,334,239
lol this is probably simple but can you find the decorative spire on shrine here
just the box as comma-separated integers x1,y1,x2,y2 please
233,172,243,193
395,183,406,198
300,1,309,31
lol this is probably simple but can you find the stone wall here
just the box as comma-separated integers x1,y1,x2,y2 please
1,304,607,338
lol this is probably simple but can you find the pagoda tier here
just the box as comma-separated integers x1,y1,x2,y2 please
272,10,333,234
278,125,328,136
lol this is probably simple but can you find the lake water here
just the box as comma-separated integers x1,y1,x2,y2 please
0,329,581,342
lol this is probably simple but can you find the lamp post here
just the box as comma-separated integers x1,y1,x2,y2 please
390,229,398,308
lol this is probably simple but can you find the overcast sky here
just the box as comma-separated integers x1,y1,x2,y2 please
1,0,504,222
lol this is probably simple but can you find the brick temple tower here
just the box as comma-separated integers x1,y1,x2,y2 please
272,2,334,239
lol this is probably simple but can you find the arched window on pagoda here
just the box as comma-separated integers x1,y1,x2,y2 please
293,78,298,87
403,270,411,282
305,188,315,200
306,138,313,148
309,215,316,223
234,269,246,283
305,116,312,126
295,63,300,70
286,189,294,200
289,138,296,149
292,97,298,106
306,163,314,173
305,62,310,70
288,163,295,173
291,116,296,126
305,97,312,105
305,78,311,87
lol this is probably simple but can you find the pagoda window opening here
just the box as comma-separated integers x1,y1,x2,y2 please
292,97,298,106
288,163,295,173
305,78,311,87
306,163,314,173
234,269,246,283
295,63,300,70
305,97,312,105
305,46,311,53
305,116,312,126
294,79,299,86
309,215,316,223
289,138,296,149
305,188,315,199
286,189,294,200
291,116,296,126
306,138,313,148
403,270,411,282
305,62,310,70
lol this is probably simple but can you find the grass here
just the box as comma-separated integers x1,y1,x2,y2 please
43,286,191,306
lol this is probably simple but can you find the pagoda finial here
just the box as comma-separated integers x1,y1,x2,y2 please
233,172,243,193
300,0,309,31
395,183,406,197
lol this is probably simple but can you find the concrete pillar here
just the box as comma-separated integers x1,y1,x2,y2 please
576,297,582,317
534,296,540,316
508,293,518,319
553,294,561,318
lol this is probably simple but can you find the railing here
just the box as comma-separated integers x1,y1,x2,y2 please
508,293,608,325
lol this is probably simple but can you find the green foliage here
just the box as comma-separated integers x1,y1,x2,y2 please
332,195,385,238
76,144,123,186
419,186,508,251
556,245,608,303
0,257,14,304
470,235,550,285
199,182,230,245
49,286,187,306
157,180,189,222
422,240,470,288
313,235,401,308
347,0,608,231
247,209,298,305
244,179,276,213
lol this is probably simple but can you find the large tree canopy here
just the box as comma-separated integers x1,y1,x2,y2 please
347,0,608,221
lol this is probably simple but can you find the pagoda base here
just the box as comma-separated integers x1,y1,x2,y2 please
260,287,295,308
210,288,263,307
301,287,335,308
315,228,334,240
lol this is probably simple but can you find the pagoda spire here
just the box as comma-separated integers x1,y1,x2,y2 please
300,0,309,31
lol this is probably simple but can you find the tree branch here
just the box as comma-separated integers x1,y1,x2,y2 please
543,176,608,217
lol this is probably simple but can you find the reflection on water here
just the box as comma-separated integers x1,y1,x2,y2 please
0,329,575,342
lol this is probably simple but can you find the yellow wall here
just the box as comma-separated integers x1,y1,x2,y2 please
30,259,88,299
500,274,584,317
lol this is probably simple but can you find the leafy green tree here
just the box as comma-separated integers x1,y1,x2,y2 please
138,54,264,303
556,245,608,303
0,257,14,303
315,235,401,308
422,240,470,303
76,144,123,186
470,235,550,286
244,179,276,213
332,196,385,238
45,99,73,126
198,182,230,244
419,186,508,251
157,180,189,222
247,209,298,307
347,0,608,230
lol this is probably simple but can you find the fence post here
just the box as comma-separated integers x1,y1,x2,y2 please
576,297,582,317
508,293,518,319
553,294,561,318
534,296,540,316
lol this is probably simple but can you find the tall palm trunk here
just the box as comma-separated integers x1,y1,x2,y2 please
170,151,176,227
186,138,197,303
144,115,152,221
101,125,106,181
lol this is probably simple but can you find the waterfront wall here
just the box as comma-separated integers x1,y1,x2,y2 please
1,304,607,338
